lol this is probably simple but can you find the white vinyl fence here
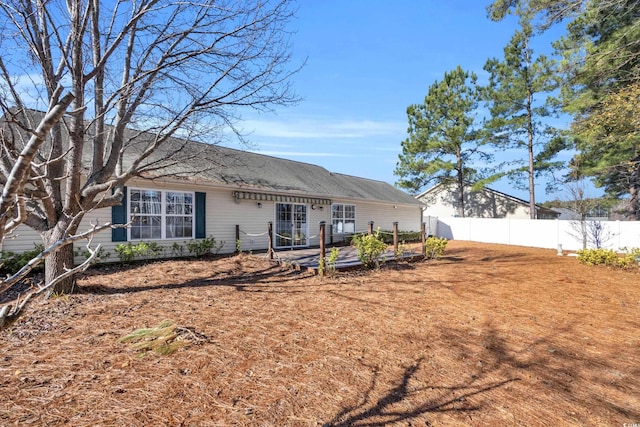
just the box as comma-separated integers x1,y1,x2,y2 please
430,216,640,252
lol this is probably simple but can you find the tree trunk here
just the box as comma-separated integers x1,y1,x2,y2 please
43,223,78,295
630,185,640,221
456,182,465,218
630,159,640,220
456,148,465,218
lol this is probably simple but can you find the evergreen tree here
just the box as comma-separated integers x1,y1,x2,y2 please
488,0,640,218
483,8,566,218
395,66,487,218
557,0,640,218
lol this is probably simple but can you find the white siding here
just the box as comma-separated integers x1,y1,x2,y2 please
420,185,532,219
209,190,274,253
3,178,424,261
2,225,43,253
332,198,423,234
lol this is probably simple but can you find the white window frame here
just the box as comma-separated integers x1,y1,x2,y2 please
274,202,309,248
128,188,195,241
331,203,356,234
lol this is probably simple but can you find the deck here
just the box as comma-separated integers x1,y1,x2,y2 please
268,244,424,273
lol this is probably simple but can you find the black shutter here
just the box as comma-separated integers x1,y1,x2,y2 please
111,186,128,242
195,191,206,238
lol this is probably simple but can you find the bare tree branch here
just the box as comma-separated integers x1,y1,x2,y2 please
0,92,75,240
0,0,299,305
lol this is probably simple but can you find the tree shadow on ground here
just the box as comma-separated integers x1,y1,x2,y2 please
324,320,639,426
78,262,311,295
324,356,518,427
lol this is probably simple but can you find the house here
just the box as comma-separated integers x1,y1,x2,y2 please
2,131,425,259
549,200,635,221
552,207,611,221
416,183,560,219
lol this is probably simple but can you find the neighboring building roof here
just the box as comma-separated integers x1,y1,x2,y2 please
550,207,581,221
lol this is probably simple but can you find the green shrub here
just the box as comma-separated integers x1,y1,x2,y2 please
395,230,422,244
116,237,223,263
372,230,422,244
327,247,340,272
319,247,340,276
74,245,111,263
352,228,387,269
114,241,163,262
424,237,448,260
0,244,44,276
186,236,224,257
576,247,639,269
171,242,185,257
115,242,140,262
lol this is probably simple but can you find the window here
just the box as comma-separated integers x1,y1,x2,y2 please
332,203,355,234
129,189,194,240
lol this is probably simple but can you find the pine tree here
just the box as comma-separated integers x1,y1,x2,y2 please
483,9,566,218
395,66,487,217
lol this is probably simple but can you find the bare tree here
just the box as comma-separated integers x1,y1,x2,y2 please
0,0,298,308
564,180,616,249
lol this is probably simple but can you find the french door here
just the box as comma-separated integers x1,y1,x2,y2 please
275,203,308,248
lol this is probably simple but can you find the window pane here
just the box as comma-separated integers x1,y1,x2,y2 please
145,191,161,214
130,190,141,213
166,217,176,238
345,205,355,219
141,227,150,239
183,217,193,238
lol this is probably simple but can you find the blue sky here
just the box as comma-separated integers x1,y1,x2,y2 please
225,0,594,203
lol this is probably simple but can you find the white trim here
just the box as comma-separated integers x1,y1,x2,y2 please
331,203,356,235
128,187,196,241
274,202,309,249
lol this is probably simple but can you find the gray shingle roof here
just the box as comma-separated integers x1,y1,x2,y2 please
4,109,422,207
141,137,423,206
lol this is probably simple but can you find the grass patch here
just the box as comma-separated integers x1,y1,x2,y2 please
119,319,207,355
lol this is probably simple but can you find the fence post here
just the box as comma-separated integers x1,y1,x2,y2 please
393,221,399,255
268,221,273,260
235,224,240,253
368,221,374,235
421,222,426,257
319,221,326,276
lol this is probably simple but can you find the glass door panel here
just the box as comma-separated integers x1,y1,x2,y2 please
275,203,308,248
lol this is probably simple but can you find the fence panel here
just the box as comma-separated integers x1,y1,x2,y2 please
435,217,640,251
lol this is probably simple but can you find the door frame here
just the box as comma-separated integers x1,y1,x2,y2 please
274,202,309,249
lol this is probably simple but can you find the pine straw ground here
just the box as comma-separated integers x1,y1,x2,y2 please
1,241,639,427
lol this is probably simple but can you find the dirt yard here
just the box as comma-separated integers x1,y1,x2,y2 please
1,241,638,426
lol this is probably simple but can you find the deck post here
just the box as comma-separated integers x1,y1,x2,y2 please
268,221,274,260
421,222,427,257
393,221,399,255
368,221,374,235
235,224,240,253
319,221,326,276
